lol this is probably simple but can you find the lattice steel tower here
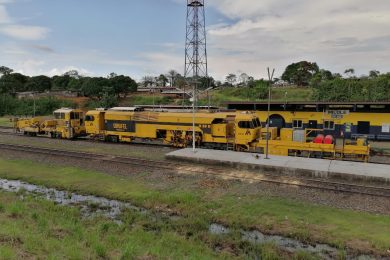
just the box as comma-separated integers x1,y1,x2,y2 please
184,0,208,81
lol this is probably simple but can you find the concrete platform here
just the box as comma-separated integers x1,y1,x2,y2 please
166,149,390,184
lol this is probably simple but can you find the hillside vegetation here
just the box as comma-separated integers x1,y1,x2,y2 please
199,86,313,107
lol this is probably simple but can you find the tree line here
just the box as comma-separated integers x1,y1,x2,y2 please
0,66,138,116
1,61,389,117
0,67,137,98
277,61,390,102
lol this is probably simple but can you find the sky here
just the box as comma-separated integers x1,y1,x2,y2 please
0,0,390,81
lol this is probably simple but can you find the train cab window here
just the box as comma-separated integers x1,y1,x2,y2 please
211,118,225,124
309,120,318,129
54,113,65,119
70,112,80,120
293,120,303,129
238,121,254,129
85,115,95,121
357,121,370,134
252,118,261,128
324,120,335,130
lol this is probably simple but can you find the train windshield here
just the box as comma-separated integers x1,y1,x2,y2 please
252,118,261,128
54,113,65,119
238,121,254,129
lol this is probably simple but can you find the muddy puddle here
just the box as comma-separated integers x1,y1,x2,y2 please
209,224,380,260
0,178,146,221
0,179,383,259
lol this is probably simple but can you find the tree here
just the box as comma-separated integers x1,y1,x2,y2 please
67,78,84,91
0,66,13,76
281,61,319,86
142,76,155,88
310,69,334,87
25,75,52,92
81,77,109,99
157,74,169,87
369,70,380,78
247,76,255,88
100,92,118,108
108,75,137,97
333,73,342,79
64,70,81,79
0,73,29,93
52,75,71,91
344,68,355,78
238,73,250,87
197,76,215,90
107,72,118,79
225,73,237,86
174,74,187,89
167,70,179,87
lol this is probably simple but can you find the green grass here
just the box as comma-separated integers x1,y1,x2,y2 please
0,192,222,259
0,158,389,256
271,87,313,101
0,117,13,127
199,86,314,107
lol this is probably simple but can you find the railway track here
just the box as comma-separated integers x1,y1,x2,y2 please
0,126,13,130
0,142,389,198
1,129,390,164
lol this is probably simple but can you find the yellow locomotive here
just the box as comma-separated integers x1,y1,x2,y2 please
85,107,261,150
15,108,86,139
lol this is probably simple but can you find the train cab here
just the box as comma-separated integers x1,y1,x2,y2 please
50,108,86,139
85,109,106,136
232,113,262,149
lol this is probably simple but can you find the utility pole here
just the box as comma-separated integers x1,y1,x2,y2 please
265,68,275,159
184,0,208,152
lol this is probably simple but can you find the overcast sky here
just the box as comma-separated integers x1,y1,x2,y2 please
1,0,389,81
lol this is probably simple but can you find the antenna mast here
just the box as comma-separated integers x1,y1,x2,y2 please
185,0,208,88
184,0,208,151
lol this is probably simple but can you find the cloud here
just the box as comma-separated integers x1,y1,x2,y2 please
47,66,92,77
134,51,184,76
30,44,54,53
0,5,11,23
0,1,50,40
0,24,49,40
205,0,390,78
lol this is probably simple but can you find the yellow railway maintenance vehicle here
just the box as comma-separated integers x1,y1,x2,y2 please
85,107,261,150
15,108,86,139
85,107,370,161
256,128,370,161
226,101,390,141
